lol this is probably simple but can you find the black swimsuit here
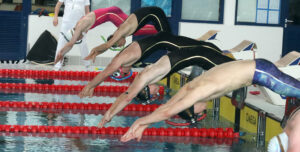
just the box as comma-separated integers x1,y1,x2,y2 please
165,46,234,78
134,31,222,64
133,32,234,122
133,6,171,34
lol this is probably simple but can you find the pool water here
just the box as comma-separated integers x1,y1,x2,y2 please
0,78,265,152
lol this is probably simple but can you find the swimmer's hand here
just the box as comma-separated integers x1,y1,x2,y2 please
98,112,112,127
54,43,74,64
85,45,109,62
54,51,64,64
84,47,101,63
78,85,95,98
120,118,149,142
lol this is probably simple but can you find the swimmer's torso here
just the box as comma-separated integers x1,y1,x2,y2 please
165,45,234,78
137,31,222,57
189,60,255,101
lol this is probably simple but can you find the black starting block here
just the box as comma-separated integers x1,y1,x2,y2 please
231,87,248,109
281,97,300,128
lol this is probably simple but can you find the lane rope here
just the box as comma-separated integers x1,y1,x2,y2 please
0,69,137,82
0,83,165,99
0,124,240,138
0,101,160,112
0,131,239,145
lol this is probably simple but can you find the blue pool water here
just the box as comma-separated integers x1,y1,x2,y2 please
0,78,265,152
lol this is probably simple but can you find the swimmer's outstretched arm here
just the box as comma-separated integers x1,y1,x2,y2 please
121,66,238,142
91,22,131,54
79,43,141,98
84,44,109,63
98,56,171,127
54,42,75,64
54,22,88,64
78,56,122,98
121,83,203,142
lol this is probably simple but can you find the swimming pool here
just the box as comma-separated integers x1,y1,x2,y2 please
0,74,265,152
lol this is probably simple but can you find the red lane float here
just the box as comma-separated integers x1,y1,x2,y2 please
0,107,154,117
0,131,239,145
0,101,160,112
0,83,165,99
0,69,137,82
0,88,123,97
0,124,239,138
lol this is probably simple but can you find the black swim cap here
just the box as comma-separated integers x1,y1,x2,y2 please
107,35,118,48
178,105,197,124
136,86,151,101
107,35,113,42
112,69,121,77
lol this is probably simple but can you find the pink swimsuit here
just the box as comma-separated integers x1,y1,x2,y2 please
90,6,157,36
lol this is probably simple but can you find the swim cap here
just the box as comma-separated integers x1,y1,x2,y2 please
61,28,82,44
112,70,121,78
106,35,119,48
110,68,133,81
268,132,288,152
178,105,197,124
136,85,151,102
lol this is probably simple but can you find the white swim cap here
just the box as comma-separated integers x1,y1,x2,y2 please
268,132,288,152
61,28,82,44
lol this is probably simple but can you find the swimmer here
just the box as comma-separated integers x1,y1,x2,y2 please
120,59,300,142
54,6,168,64
96,33,234,127
78,31,231,98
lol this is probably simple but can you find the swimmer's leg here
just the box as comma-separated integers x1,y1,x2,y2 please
135,7,171,33
89,42,141,86
252,59,300,98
